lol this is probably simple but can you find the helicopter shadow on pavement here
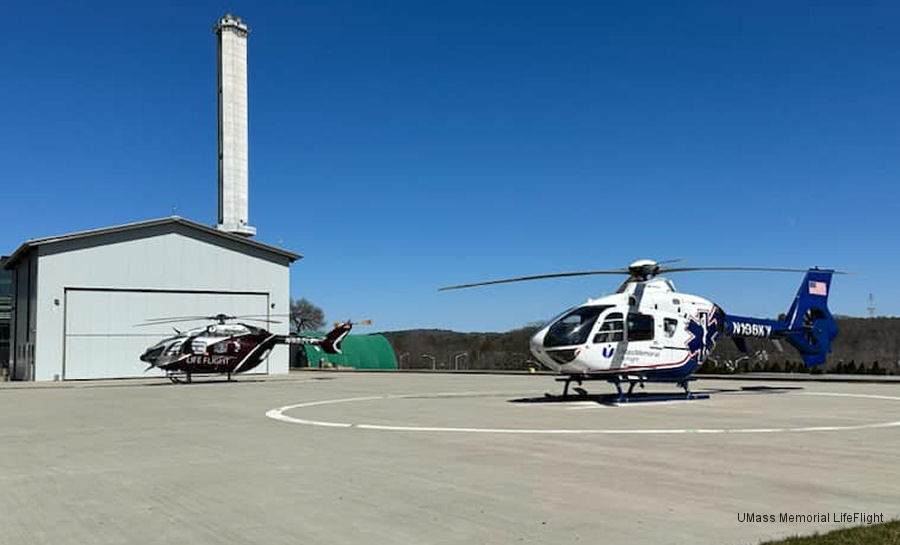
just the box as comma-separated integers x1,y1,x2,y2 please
508,385,805,407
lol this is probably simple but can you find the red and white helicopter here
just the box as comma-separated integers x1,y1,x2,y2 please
139,314,366,383
442,259,842,402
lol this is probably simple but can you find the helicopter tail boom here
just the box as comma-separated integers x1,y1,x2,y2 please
723,269,837,367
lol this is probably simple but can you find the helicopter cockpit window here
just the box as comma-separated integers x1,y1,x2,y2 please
165,341,184,355
664,318,678,338
593,313,624,343
543,306,609,347
627,313,654,341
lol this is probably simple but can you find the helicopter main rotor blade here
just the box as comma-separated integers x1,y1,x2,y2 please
439,261,853,292
135,317,218,327
138,313,291,326
240,318,282,324
227,313,293,318
659,266,851,275
139,315,214,323
439,269,629,291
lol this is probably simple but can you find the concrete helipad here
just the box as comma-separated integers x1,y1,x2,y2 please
1,372,898,545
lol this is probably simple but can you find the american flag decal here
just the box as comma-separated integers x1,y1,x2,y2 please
808,280,827,296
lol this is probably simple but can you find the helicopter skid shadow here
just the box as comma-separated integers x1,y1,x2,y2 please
510,392,684,407
138,379,266,387
509,385,804,406
739,385,804,392
136,375,339,387
169,378,268,386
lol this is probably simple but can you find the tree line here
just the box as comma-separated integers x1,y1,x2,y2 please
381,317,900,374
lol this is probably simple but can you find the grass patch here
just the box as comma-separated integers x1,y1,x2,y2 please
759,520,900,544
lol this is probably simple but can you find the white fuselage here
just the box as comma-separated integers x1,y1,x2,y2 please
529,278,718,375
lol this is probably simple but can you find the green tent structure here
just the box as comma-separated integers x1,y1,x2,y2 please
292,334,398,370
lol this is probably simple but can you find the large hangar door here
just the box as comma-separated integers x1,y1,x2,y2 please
63,289,269,380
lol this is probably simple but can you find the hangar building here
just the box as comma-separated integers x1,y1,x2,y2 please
3,217,298,381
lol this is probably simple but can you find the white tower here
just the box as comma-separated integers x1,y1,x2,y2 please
214,13,256,237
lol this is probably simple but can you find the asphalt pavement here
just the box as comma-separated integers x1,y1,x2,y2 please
1,372,897,544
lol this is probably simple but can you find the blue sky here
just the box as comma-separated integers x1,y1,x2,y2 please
2,1,898,331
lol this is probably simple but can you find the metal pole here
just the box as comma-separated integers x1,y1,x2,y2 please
454,352,467,370
421,354,435,370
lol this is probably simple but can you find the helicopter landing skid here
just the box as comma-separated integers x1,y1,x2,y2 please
555,375,709,404
167,371,192,384
165,370,236,384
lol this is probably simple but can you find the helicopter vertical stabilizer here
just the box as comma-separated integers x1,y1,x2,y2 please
782,269,838,366
321,322,353,354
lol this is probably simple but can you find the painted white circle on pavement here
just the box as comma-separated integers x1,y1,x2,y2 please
265,391,900,435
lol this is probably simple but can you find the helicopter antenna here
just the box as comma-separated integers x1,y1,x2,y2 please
867,293,876,318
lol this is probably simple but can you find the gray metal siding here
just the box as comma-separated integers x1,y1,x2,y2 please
10,253,37,380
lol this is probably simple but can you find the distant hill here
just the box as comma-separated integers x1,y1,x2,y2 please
379,317,900,375
379,327,539,370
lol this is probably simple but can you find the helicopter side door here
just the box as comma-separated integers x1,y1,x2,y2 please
621,312,659,369
590,310,625,371
658,312,689,368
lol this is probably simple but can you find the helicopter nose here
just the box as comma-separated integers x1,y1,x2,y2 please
529,329,560,371
528,329,543,356
140,345,164,363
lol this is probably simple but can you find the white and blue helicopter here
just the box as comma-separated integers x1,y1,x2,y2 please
441,260,842,402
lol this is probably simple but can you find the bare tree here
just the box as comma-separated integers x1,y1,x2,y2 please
290,298,325,332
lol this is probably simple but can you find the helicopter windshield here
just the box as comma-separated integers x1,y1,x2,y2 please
543,306,610,347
